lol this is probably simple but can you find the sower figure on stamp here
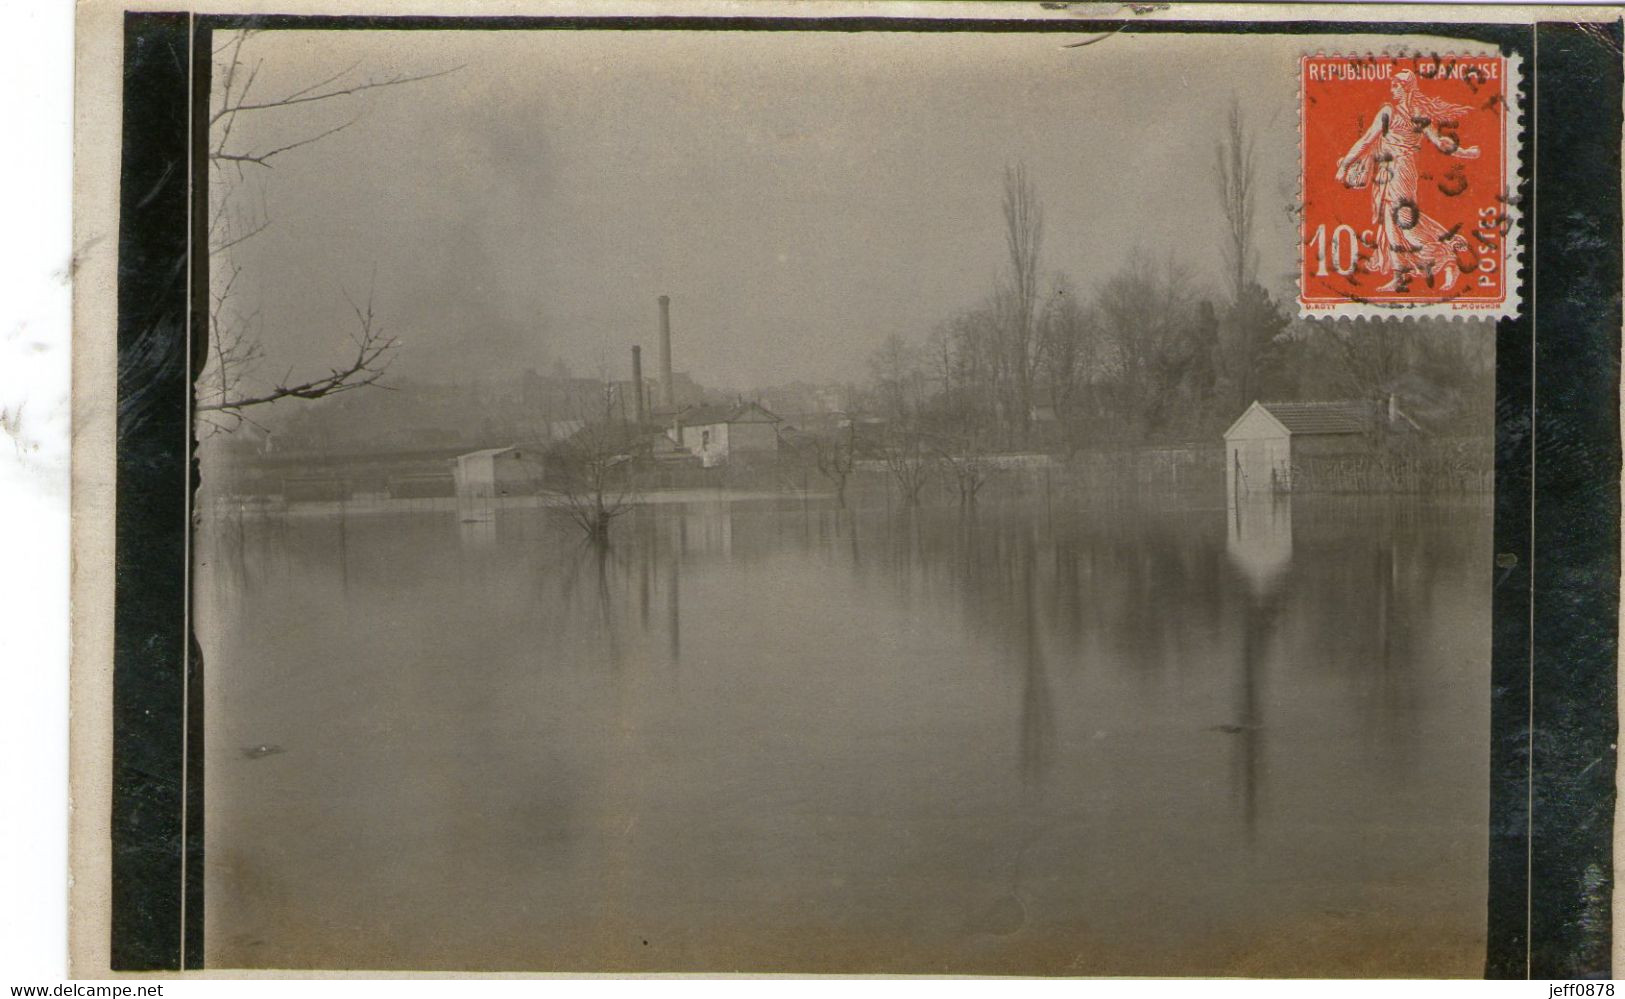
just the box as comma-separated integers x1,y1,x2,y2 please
1335,69,1480,291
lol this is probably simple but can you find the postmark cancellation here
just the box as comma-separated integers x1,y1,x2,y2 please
1299,51,1523,319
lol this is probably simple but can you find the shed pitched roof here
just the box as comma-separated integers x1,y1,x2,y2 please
1249,400,1422,436
457,447,518,461
1260,402,1374,434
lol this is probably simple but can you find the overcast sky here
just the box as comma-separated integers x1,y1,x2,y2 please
218,28,1339,390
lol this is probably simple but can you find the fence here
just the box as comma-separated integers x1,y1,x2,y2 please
1290,439,1493,494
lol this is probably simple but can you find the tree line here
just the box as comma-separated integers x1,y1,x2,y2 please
849,107,1494,452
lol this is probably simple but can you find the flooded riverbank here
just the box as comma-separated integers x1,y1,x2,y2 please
198,494,1490,974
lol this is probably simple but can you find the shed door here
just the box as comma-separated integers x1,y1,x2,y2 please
1230,440,1277,496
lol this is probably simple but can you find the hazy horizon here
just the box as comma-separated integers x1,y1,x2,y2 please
213,28,1468,395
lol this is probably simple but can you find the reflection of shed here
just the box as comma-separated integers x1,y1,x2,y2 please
1226,496,1293,597
1223,399,1420,496
670,402,782,468
453,446,546,521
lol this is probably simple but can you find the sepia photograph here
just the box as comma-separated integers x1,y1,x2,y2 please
188,22,1500,975
61,2,1621,982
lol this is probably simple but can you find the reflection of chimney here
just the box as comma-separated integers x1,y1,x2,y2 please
658,295,673,410
1387,392,1397,425
631,345,646,424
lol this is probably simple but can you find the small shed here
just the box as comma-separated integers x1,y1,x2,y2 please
453,446,546,521
670,401,783,468
1223,399,1420,496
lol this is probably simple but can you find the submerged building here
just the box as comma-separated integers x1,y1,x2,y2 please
453,446,547,520
1223,398,1422,496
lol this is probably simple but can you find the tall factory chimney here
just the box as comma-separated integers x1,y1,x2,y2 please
631,345,646,424
657,294,674,410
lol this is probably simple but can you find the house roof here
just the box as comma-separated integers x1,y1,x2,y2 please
1226,400,1423,438
674,401,782,426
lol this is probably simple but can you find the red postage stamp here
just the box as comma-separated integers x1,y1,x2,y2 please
1299,52,1521,318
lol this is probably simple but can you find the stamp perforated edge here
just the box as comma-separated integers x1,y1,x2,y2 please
1295,48,1525,322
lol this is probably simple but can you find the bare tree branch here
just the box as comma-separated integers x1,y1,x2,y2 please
210,215,271,254
199,35,460,426
212,116,360,169
197,286,398,414
279,60,364,103
210,64,464,125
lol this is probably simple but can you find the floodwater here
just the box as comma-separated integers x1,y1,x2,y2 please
198,493,1491,975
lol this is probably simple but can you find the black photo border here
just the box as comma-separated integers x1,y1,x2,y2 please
110,10,1620,976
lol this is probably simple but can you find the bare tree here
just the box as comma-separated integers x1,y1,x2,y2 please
930,433,990,506
999,162,1045,442
809,420,859,509
914,168,1047,448
1210,100,1292,416
1214,98,1258,305
1216,280,1288,411
1093,251,1211,437
1302,318,1411,404
882,429,934,508
551,392,641,545
867,333,925,423
199,31,459,433
938,304,999,433
1035,273,1099,448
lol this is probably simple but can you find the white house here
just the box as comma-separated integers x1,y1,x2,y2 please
669,402,782,468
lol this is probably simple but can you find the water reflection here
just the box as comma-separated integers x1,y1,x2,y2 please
667,556,680,666
199,494,1490,975
1225,495,1292,838
458,517,497,549
1227,495,1293,598
1017,536,1055,794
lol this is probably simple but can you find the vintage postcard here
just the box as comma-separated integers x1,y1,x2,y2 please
69,1,1621,979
